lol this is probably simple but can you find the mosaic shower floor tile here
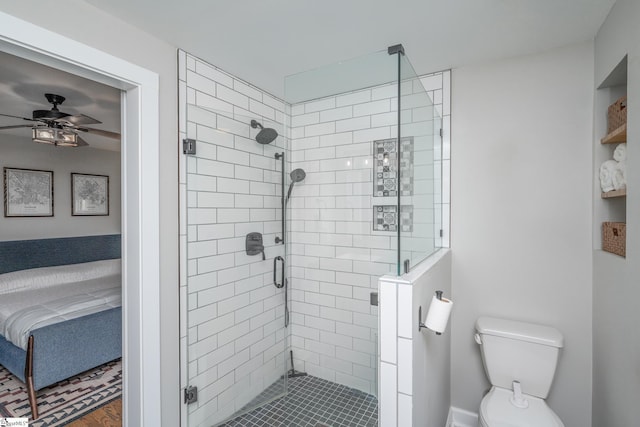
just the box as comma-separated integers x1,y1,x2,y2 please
220,375,378,427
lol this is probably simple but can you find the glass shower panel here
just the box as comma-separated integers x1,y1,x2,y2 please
285,49,398,103
398,55,442,272
284,48,401,277
182,54,288,426
284,49,399,404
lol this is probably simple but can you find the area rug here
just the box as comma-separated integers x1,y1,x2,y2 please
0,359,121,427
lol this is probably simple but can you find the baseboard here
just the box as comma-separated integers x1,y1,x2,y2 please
446,406,478,427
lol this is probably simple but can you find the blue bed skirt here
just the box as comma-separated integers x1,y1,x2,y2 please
0,307,122,390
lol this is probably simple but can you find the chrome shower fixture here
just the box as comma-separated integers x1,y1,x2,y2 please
250,119,278,144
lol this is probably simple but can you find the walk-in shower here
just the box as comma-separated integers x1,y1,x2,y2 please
179,43,442,427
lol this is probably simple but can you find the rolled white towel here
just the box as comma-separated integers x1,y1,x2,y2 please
600,160,617,193
614,143,627,162
613,160,627,191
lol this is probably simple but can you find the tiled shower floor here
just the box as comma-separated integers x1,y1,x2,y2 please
220,374,378,427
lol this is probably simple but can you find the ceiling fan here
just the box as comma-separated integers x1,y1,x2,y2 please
0,93,120,147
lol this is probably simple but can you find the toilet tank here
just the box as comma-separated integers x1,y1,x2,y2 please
475,317,564,399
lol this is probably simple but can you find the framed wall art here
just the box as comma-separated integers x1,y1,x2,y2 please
3,167,54,217
71,173,109,216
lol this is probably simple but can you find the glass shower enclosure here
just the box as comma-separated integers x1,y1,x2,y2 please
285,45,442,276
180,44,441,426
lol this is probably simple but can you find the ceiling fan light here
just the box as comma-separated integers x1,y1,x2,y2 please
32,127,78,147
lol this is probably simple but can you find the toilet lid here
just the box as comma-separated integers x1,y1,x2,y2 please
480,387,564,427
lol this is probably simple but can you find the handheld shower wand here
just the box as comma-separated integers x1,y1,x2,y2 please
287,168,306,201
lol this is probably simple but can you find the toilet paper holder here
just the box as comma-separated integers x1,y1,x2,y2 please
419,290,444,335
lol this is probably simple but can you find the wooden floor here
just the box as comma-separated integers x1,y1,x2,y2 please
67,398,122,427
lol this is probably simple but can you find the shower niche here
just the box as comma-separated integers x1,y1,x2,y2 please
373,137,414,198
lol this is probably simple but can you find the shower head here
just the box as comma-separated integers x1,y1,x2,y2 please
251,119,278,144
290,168,306,183
287,168,306,200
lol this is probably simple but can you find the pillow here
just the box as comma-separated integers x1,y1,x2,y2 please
0,259,121,295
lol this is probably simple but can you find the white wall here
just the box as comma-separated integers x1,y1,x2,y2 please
592,0,640,425
0,3,180,425
1,135,120,240
450,42,594,427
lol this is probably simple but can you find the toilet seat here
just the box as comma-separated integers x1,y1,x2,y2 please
479,387,564,427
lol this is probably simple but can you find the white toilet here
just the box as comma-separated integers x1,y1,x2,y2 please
474,316,565,427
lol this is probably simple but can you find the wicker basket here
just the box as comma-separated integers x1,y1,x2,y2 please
603,222,626,257
607,95,627,134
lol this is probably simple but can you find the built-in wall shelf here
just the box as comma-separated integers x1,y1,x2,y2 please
601,123,627,144
595,55,628,255
601,188,626,199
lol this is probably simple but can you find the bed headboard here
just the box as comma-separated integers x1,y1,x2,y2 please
0,234,121,274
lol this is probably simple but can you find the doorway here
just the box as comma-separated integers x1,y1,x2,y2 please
0,11,162,426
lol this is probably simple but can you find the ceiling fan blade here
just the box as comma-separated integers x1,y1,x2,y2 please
76,127,121,140
0,124,34,130
55,114,101,126
76,136,90,147
0,113,37,122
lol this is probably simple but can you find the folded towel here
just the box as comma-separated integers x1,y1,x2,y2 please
613,160,627,191
614,143,627,162
600,160,617,193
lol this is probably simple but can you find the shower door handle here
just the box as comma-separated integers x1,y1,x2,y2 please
275,152,285,245
274,256,285,288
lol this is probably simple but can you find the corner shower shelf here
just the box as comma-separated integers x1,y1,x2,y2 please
601,188,626,199
601,123,627,144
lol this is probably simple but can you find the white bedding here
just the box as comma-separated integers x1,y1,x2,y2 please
0,259,121,350
0,259,120,294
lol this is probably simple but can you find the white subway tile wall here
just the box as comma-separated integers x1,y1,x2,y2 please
421,71,451,248
179,51,288,427
287,72,449,396
288,86,387,395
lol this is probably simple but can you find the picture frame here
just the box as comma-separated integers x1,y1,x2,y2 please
3,167,54,217
71,173,109,216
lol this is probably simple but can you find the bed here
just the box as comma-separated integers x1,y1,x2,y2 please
0,234,121,420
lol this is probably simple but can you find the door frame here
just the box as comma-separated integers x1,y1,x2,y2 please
0,11,161,426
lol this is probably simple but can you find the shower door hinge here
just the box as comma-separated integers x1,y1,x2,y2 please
387,44,405,56
370,292,379,307
439,128,443,138
183,138,196,155
440,229,443,237
184,385,198,404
